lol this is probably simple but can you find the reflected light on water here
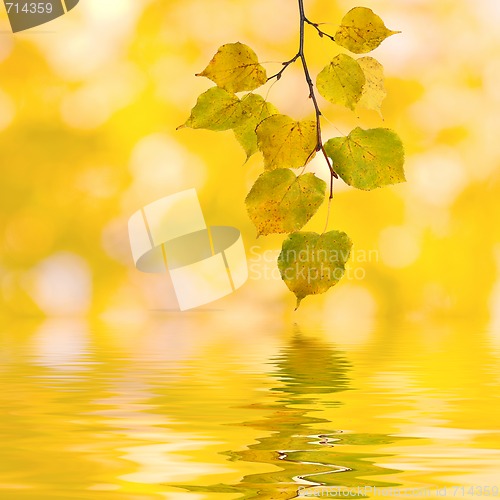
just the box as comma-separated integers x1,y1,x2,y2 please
1,316,499,499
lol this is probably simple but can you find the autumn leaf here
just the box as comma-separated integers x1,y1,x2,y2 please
178,87,244,131
324,127,405,190
316,54,365,111
233,94,279,160
278,231,353,308
335,7,400,54
357,56,386,116
196,42,267,93
256,114,317,170
245,169,326,236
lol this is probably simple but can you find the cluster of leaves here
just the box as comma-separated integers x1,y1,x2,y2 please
179,6,405,308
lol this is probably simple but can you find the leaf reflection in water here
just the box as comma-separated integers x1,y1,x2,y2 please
173,332,406,499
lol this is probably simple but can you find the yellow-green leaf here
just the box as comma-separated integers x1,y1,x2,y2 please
316,54,365,111
324,127,405,190
256,114,317,170
196,42,267,93
233,94,279,160
245,169,326,236
357,56,386,116
335,7,400,54
179,87,244,131
278,231,352,308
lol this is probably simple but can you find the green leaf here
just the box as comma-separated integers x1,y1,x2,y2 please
196,42,267,93
256,114,317,170
335,7,400,54
316,54,365,111
233,94,279,160
324,127,405,190
357,56,386,116
278,231,352,308
179,87,244,131
245,169,326,236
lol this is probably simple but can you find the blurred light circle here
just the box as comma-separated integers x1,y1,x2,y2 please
407,148,467,207
29,252,92,315
125,133,207,207
379,225,421,269
60,86,112,129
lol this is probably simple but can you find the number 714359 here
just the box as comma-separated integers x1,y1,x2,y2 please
5,2,53,14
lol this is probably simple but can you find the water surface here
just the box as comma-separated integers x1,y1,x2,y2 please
1,315,499,499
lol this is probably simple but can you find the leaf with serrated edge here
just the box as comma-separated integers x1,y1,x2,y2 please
233,94,279,160
196,42,267,93
357,57,386,116
179,87,244,131
245,169,326,236
317,54,365,111
335,7,400,54
256,114,317,170
278,231,352,308
324,127,405,190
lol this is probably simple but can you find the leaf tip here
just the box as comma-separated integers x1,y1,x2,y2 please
294,297,303,310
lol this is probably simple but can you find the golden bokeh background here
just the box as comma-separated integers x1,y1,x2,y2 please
1,0,499,328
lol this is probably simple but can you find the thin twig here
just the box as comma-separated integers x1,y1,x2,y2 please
267,54,300,81
304,17,336,42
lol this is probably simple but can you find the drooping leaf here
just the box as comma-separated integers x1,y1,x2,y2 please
256,114,317,170
335,7,400,54
233,94,279,160
196,42,267,93
179,87,244,131
278,231,352,308
245,169,326,236
324,127,405,190
357,56,386,116
316,54,365,111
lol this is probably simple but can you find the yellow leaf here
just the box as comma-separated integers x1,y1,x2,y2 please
278,231,353,308
335,7,400,54
316,54,365,111
324,127,405,190
233,94,279,160
245,169,326,236
179,87,244,131
196,42,267,93
357,56,387,116
256,114,317,170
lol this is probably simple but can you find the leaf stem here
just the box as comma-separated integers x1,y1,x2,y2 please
323,196,333,234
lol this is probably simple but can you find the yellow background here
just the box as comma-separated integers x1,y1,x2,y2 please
1,2,500,497
0,0,499,326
